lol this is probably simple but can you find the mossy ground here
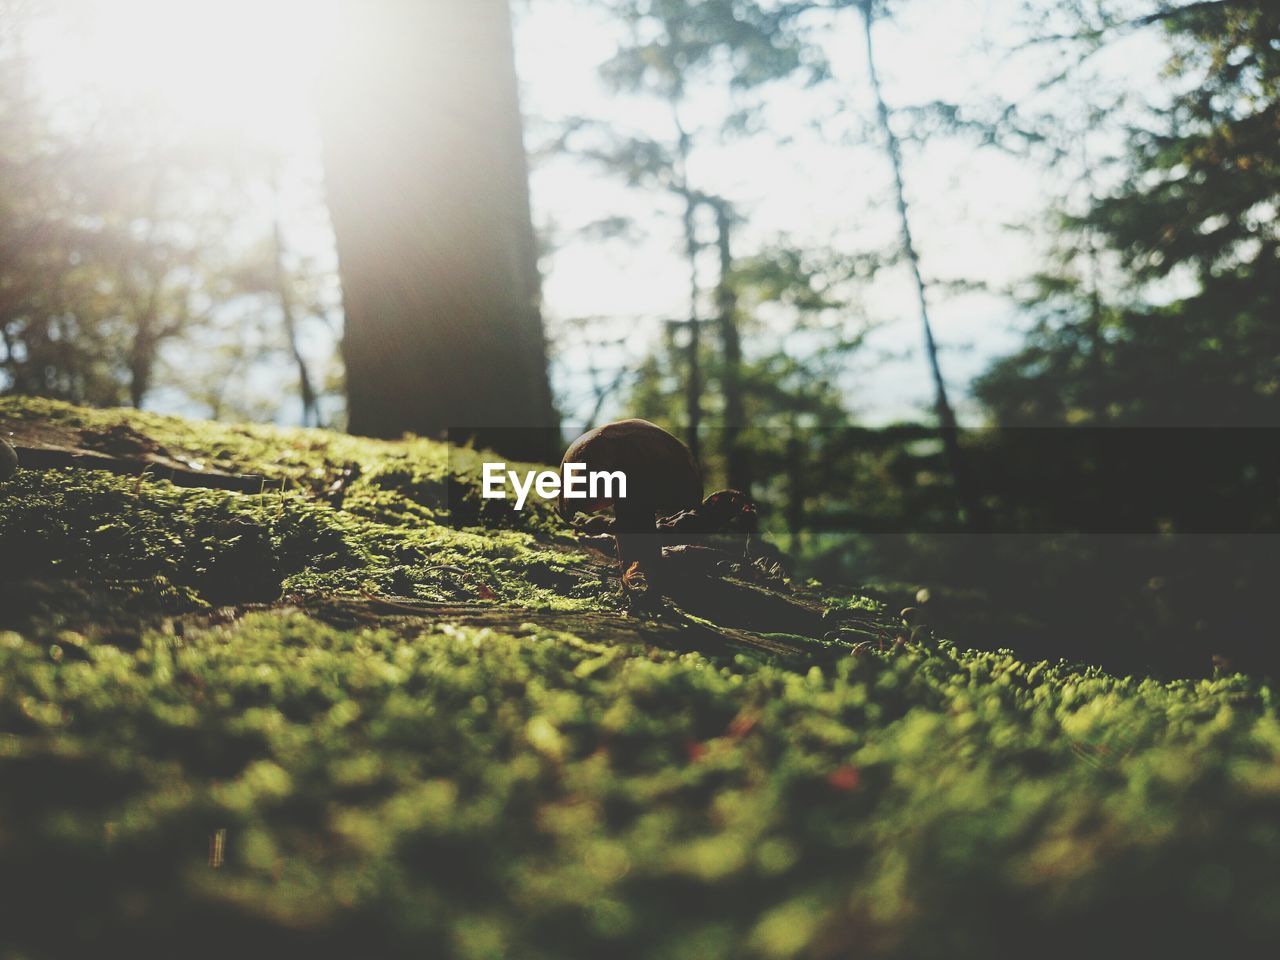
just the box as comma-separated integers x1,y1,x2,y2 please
2,399,1279,959
0,398,604,626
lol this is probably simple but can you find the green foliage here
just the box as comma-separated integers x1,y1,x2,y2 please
628,243,870,498
979,0,1280,426
597,0,820,98
2,400,1280,956
547,0,856,491
0,1,337,417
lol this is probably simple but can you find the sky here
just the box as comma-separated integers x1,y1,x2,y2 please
516,0,1170,425
20,0,1173,427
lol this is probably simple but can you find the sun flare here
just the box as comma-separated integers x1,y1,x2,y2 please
33,0,339,147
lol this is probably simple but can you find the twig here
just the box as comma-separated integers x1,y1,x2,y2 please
14,444,266,494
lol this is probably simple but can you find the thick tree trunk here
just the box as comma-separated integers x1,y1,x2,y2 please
321,0,557,460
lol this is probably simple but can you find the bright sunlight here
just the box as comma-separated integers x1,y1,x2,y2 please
32,0,338,145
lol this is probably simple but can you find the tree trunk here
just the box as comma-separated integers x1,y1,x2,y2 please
859,1,983,528
711,199,749,495
127,344,151,409
680,190,703,471
269,171,320,428
786,419,805,557
671,106,703,471
273,216,320,428
320,0,557,461
126,274,163,410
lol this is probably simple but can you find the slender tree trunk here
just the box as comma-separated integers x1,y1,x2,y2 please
680,193,703,469
711,198,749,494
859,1,981,527
672,109,703,470
786,419,805,556
1078,137,1110,424
269,173,320,427
127,347,150,409
126,270,165,409
125,175,166,410
273,219,320,428
321,0,557,460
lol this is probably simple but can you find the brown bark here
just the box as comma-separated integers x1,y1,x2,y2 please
320,0,557,460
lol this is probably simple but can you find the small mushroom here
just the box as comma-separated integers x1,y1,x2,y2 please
560,419,703,591
0,438,17,482
657,489,758,536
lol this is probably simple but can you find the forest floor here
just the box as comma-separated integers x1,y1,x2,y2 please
1,397,1279,959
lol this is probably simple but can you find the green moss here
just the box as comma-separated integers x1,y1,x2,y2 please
0,400,614,633
1,611,1278,957
2,399,1277,957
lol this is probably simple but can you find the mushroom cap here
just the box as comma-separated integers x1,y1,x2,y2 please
559,419,703,519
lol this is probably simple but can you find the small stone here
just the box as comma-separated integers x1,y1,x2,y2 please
0,438,18,481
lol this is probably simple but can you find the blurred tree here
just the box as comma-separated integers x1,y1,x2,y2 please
738,0,987,523
852,0,981,525
978,0,1280,426
709,197,748,492
320,0,557,459
219,164,332,428
0,0,299,414
0,0,114,403
548,0,819,483
631,242,871,530
85,151,232,409
900,0,1280,674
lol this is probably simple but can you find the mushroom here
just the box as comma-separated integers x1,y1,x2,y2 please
559,419,703,591
0,438,17,482
657,489,758,536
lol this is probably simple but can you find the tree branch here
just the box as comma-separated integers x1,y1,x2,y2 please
1014,0,1235,49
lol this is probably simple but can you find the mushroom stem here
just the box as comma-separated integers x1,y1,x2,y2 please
613,500,660,569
